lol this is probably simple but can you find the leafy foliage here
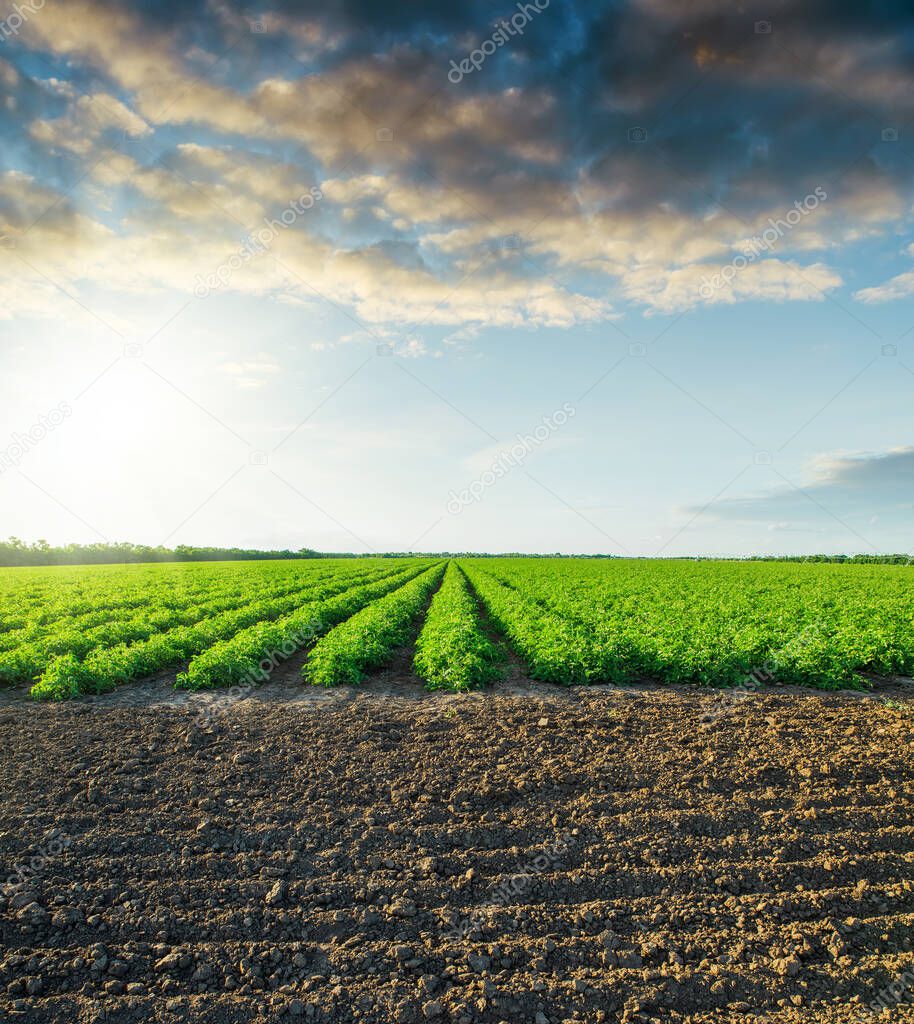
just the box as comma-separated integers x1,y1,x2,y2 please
305,564,446,686
413,562,502,691
4,556,913,699
176,563,433,690
460,563,603,684
26,562,413,699
462,558,914,689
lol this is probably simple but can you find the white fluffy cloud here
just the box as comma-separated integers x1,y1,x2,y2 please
855,267,914,303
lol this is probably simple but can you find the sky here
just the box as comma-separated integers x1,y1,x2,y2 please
0,0,912,556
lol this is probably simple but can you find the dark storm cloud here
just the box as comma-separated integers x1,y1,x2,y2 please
557,0,914,220
274,0,914,223
10,0,914,224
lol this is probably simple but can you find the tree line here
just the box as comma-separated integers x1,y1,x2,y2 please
0,539,909,567
0,539,320,566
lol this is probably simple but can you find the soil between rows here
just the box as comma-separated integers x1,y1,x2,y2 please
0,679,912,1024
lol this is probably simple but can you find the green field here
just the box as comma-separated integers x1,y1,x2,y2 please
1,557,912,699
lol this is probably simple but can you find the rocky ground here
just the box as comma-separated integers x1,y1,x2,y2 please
0,672,912,1024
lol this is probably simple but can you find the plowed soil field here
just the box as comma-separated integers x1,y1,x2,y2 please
1,679,912,1023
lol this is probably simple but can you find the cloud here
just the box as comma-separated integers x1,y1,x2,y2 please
0,163,610,331
0,58,19,97
218,359,282,390
855,267,914,303
2,0,913,330
29,91,150,155
18,2,269,137
623,258,842,313
176,145,318,208
693,447,914,535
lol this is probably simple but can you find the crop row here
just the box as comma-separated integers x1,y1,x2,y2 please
176,562,436,690
465,558,914,688
459,563,600,683
30,563,414,699
306,563,446,686
0,562,349,638
10,555,914,697
412,562,502,691
0,567,334,646
0,571,356,685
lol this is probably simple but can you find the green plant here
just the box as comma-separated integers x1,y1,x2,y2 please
413,562,502,691
305,564,446,686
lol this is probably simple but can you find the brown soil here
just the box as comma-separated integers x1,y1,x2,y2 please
0,676,912,1024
